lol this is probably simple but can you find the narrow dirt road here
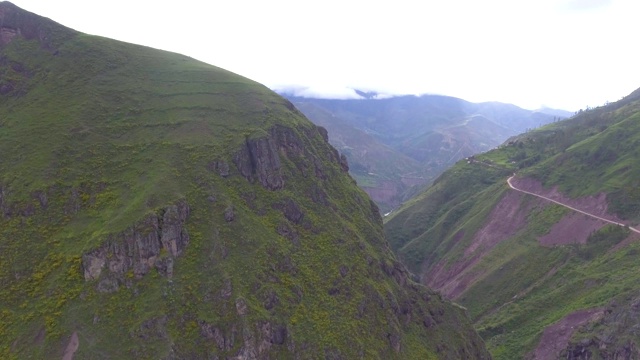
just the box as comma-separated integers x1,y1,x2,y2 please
507,176,640,234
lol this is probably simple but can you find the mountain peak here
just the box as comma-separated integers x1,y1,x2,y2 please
0,1,75,49
354,89,379,99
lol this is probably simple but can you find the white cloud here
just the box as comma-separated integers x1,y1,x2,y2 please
272,85,364,99
562,0,613,12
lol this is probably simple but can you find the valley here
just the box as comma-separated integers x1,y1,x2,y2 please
385,88,640,358
283,93,569,213
1,1,638,359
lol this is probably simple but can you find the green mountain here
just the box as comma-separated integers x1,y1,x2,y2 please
385,86,640,358
283,94,568,213
0,2,490,359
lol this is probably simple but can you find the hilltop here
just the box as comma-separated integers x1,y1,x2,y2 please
385,85,640,358
0,2,489,359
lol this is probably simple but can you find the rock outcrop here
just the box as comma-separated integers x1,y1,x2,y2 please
233,125,346,191
197,320,288,358
81,200,189,291
234,132,284,191
558,296,640,359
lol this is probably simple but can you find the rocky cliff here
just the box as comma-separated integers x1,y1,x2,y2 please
82,200,190,291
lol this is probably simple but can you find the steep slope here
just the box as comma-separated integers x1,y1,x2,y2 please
0,2,490,359
292,101,427,212
385,87,640,359
284,94,564,212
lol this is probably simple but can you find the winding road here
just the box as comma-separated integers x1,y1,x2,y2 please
507,176,640,234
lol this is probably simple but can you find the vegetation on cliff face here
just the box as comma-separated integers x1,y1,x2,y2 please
0,2,490,359
385,86,640,359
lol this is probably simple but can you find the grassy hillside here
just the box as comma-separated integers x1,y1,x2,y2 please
0,2,490,359
385,87,640,359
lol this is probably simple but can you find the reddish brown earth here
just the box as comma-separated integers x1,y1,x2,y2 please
425,190,543,299
425,253,485,300
464,190,541,256
423,176,640,300
62,332,79,360
538,212,608,246
529,308,604,360
511,176,640,245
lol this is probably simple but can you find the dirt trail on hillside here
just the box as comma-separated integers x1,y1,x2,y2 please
508,176,640,234
425,175,638,299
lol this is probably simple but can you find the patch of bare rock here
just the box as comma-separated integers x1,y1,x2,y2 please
528,308,604,360
426,189,541,299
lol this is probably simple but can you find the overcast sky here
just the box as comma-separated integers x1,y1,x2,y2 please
11,0,640,110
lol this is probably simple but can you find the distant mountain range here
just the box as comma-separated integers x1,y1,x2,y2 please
280,91,571,212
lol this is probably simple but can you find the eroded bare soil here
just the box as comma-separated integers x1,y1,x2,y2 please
538,212,608,246
426,190,542,298
510,177,622,222
529,308,604,360
425,177,637,299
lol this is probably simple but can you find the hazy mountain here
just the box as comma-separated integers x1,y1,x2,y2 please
384,86,640,359
535,106,574,118
282,93,566,213
291,101,426,213
0,2,490,359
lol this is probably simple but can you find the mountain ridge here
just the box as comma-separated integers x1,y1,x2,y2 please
0,3,490,359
